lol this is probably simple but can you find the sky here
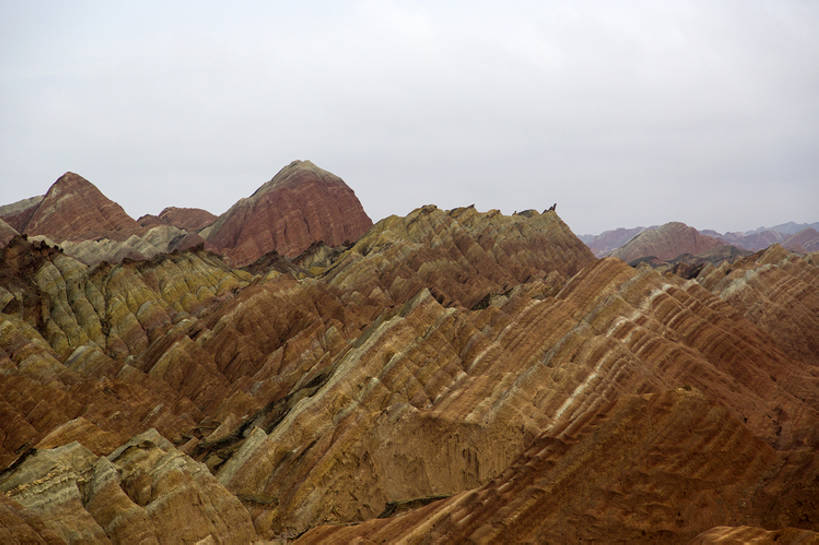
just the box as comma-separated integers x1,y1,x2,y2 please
1,1,817,235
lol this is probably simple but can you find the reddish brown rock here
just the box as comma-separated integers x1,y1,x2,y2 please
612,221,724,263
14,172,141,242
204,160,373,265
137,207,217,231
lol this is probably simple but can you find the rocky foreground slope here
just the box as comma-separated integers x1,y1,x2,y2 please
0,197,816,543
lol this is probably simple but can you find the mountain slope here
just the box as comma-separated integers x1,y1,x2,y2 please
0,200,815,543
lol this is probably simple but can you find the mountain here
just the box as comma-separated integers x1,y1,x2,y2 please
137,207,217,231
0,194,815,544
610,221,726,263
749,221,819,236
3,172,141,242
579,226,646,257
204,160,373,266
783,227,819,253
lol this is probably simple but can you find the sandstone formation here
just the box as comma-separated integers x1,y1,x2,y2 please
204,160,373,265
611,221,725,263
0,191,816,544
137,207,217,231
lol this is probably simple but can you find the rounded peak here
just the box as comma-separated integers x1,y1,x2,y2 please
250,160,346,199
48,171,101,197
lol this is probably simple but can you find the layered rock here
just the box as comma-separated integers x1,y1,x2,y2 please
0,199,816,543
204,160,373,265
296,389,817,544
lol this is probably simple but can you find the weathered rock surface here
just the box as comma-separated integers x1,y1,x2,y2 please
137,207,217,232
611,221,725,263
204,160,372,265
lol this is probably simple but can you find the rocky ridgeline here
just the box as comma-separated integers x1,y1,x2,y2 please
0,168,816,543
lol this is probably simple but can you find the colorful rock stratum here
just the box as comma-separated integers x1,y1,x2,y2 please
0,166,816,545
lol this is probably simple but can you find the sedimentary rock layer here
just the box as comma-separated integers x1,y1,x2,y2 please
0,202,816,543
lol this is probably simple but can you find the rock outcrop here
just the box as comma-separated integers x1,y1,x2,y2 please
204,160,372,265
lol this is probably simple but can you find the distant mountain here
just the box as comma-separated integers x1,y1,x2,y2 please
138,207,217,231
610,221,725,263
0,172,141,242
783,227,819,253
747,221,819,236
203,160,373,266
579,226,646,257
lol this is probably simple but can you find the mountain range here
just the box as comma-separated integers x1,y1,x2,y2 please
0,162,816,544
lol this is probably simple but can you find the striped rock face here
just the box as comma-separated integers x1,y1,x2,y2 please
0,199,816,544
204,160,373,266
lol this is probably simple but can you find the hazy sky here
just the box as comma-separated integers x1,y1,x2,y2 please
1,1,817,234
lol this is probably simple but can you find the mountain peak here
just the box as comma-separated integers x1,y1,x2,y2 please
207,160,373,265
23,172,140,242
611,221,723,263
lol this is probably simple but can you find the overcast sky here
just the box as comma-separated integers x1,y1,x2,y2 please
1,1,817,234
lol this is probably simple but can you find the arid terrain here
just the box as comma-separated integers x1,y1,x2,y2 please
0,163,816,544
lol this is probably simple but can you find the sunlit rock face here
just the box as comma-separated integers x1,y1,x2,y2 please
204,160,373,266
0,186,816,544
